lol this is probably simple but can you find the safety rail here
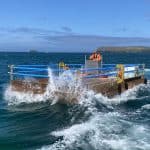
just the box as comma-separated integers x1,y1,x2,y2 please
8,64,145,80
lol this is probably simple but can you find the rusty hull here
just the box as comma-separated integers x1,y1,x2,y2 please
10,76,146,98
11,78,48,94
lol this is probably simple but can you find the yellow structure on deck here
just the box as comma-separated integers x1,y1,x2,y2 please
116,64,124,84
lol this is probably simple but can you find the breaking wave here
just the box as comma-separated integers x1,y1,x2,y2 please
39,112,150,150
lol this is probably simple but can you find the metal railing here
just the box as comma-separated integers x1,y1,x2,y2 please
8,63,145,80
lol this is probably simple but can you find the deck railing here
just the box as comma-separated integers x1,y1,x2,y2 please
8,64,145,80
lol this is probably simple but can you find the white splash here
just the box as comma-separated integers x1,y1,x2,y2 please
4,68,86,105
84,83,143,107
4,86,46,105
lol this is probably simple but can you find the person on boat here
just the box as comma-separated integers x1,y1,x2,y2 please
89,51,101,62
96,52,101,61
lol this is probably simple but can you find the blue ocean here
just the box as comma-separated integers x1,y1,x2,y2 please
0,52,150,150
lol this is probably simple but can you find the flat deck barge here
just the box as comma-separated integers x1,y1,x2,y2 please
8,52,147,102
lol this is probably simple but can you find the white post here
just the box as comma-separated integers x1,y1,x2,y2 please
10,65,14,81
58,63,60,77
84,55,86,68
101,55,103,68
142,64,145,77
84,55,87,75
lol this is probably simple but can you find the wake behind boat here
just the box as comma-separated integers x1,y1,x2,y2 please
8,51,147,103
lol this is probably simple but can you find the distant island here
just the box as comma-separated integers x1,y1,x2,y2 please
29,49,38,53
96,46,150,52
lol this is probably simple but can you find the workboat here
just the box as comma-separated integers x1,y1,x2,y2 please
8,52,147,103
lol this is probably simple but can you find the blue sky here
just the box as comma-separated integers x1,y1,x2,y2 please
0,0,150,51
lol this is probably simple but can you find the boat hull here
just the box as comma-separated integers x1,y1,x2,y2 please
10,76,146,102
85,76,146,97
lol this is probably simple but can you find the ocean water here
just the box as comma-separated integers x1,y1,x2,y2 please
0,51,150,150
